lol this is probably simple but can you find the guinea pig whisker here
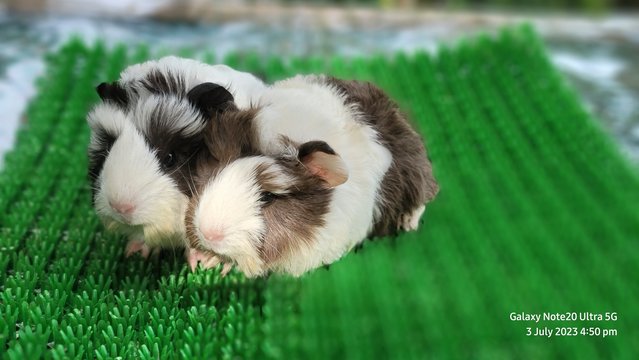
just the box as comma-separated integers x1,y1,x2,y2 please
259,235,282,257
183,171,197,197
167,151,198,176
185,166,197,197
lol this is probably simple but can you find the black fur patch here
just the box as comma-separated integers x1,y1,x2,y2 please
298,140,337,159
187,82,236,119
88,125,116,199
96,82,128,108
141,69,187,96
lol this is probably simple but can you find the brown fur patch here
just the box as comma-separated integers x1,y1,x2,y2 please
323,76,439,236
184,195,199,249
254,158,332,266
203,106,260,164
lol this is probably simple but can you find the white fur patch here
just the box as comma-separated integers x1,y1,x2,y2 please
86,103,127,167
87,102,127,135
94,120,187,248
194,157,271,277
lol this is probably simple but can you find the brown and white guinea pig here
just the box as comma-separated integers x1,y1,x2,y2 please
86,56,266,259
185,74,439,277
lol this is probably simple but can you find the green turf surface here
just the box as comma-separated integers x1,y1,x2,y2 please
0,26,637,359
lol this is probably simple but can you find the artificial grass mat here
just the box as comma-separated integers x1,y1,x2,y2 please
0,26,637,359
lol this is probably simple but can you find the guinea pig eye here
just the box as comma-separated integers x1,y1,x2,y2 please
162,152,176,169
260,192,278,205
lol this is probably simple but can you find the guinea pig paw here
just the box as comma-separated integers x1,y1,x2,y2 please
220,262,233,277
202,256,222,269
149,247,162,260
125,239,151,258
400,205,426,231
187,248,219,272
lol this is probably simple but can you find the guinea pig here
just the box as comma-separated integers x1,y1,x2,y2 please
185,74,439,277
87,56,266,260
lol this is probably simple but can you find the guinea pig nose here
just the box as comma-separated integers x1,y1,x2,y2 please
109,201,136,215
202,227,225,243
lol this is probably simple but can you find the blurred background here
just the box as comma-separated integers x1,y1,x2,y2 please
0,0,637,167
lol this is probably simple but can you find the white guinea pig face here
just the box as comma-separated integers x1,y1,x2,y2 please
87,81,236,243
187,139,349,277
87,101,199,243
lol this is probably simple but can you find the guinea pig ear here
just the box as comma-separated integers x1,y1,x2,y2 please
96,82,128,108
187,82,236,119
298,141,349,188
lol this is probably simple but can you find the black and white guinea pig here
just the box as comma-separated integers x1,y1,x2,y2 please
86,56,266,258
186,74,439,277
